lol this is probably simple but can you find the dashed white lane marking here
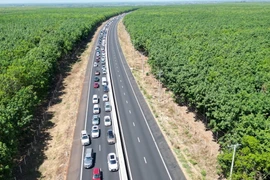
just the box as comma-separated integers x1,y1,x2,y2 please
126,100,128,104
120,80,122,82
99,145,101,151
122,86,123,88
137,137,140,143
124,92,125,95
129,110,131,114
119,75,120,77
133,122,135,126
144,157,147,164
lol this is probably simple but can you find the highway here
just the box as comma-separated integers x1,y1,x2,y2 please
68,15,186,180
80,22,120,180
107,17,186,180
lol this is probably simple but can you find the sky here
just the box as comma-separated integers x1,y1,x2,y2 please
0,0,252,4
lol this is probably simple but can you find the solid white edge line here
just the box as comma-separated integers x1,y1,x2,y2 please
107,18,128,180
79,23,95,180
114,21,173,180
137,137,140,143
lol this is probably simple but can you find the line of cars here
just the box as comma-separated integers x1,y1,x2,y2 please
80,22,118,180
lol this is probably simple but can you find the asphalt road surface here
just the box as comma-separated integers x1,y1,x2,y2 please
107,16,186,180
67,15,186,180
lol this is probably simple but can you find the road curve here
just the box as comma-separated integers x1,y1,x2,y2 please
107,16,187,180
67,14,187,180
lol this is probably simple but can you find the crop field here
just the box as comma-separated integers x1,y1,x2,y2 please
0,6,133,178
123,3,270,179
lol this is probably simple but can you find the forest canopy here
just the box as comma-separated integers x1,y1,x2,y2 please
123,3,270,179
0,6,133,178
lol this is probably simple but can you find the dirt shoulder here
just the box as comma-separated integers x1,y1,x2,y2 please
34,18,219,180
35,24,105,180
117,19,220,180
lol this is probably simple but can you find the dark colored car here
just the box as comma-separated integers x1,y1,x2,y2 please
94,76,99,82
94,82,99,88
103,85,109,92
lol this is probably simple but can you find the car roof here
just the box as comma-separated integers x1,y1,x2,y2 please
85,148,92,154
93,94,98,97
93,167,100,174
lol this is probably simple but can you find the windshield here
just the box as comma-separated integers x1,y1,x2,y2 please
93,174,100,178
110,160,116,164
82,135,88,139
86,157,92,161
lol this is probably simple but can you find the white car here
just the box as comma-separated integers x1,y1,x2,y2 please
94,62,98,67
101,56,105,62
91,125,100,138
104,116,112,126
102,69,106,74
81,130,90,146
92,94,99,104
103,94,109,102
93,104,100,114
107,153,119,172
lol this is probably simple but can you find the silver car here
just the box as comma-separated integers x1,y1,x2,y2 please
84,148,93,168
104,102,111,112
107,129,116,144
92,115,100,125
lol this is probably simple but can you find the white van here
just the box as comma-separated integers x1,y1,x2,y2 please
102,77,107,86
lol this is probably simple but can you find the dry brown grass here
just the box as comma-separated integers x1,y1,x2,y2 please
117,20,220,180
37,24,106,179
38,47,89,180
37,18,219,180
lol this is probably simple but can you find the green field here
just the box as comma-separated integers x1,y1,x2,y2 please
0,6,133,178
123,3,270,179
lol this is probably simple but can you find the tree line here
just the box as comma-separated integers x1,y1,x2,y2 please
123,3,270,179
0,6,133,178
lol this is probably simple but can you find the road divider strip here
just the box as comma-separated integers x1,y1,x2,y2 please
105,19,128,180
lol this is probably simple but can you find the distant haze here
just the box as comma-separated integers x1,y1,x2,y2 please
0,0,269,5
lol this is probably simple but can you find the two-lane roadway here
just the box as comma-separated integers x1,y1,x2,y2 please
107,17,186,180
